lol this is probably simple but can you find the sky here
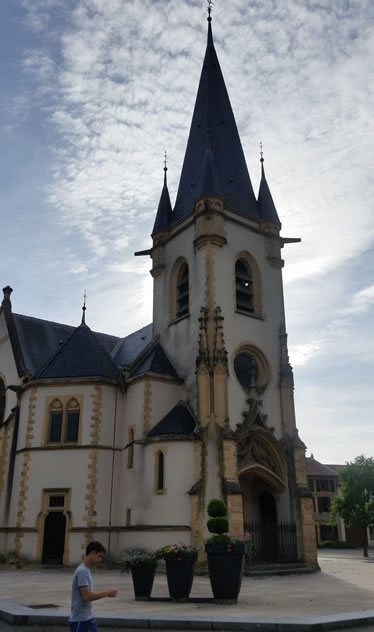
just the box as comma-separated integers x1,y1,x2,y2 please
0,0,373,464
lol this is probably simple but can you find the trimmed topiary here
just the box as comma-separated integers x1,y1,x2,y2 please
207,517,229,534
207,498,227,518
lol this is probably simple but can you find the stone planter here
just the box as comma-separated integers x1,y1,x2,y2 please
130,563,157,600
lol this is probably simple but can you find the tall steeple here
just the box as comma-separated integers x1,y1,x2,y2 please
172,11,259,223
152,153,172,235
257,145,281,226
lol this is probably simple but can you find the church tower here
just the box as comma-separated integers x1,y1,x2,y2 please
149,9,317,564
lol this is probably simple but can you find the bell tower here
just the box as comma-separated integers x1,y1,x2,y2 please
146,7,317,565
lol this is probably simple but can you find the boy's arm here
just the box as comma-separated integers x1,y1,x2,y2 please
80,586,117,601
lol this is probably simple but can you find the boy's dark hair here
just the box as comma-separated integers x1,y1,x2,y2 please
86,541,106,555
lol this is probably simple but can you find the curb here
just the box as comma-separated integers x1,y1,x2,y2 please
1,602,374,631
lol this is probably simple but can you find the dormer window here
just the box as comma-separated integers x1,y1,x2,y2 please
176,263,189,318
235,259,253,313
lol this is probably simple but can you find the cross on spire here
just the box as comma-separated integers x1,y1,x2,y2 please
260,141,264,163
81,289,87,324
163,150,168,186
207,0,214,22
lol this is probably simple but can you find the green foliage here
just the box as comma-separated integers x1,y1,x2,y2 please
207,498,227,517
206,534,232,547
330,455,374,529
320,540,356,549
207,517,229,534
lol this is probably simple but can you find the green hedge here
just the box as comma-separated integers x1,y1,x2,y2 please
321,540,356,549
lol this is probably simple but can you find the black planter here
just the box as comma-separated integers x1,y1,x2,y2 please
163,552,197,601
205,542,245,603
130,563,157,600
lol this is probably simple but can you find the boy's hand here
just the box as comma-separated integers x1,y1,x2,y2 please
107,589,118,598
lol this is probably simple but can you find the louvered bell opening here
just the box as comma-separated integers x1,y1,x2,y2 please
236,260,253,313
177,264,189,318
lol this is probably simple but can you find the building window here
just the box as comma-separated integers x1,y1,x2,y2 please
320,524,337,541
176,263,189,318
317,497,331,513
0,378,5,424
316,478,335,492
127,428,134,468
156,451,164,492
47,398,80,445
235,259,253,313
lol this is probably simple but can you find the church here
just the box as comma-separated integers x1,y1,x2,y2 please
0,8,317,567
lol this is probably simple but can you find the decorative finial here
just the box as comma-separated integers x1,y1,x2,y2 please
207,0,214,22
81,289,87,324
163,150,168,186
260,141,264,163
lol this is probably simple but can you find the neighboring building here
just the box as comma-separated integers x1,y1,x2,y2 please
0,10,317,566
306,456,374,548
306,455,341,544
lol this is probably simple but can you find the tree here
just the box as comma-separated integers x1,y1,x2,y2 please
330,455,374,557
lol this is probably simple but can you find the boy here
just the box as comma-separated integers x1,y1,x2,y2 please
69,541,118,631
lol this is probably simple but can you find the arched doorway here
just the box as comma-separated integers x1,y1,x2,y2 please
259,490,278,561
42,512,66,564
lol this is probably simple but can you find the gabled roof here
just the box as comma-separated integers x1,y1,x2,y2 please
172,19,259,223
257,161,281,226
13,313,120,377
305,457,338,477
129,342,179,379
112,323,153,367
148,400,196,436
33,322,119,380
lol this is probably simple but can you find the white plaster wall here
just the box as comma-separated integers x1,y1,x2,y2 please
152,223,205,412
119,441,195,527
214,219,286,438
0,314,22,528
98,384,117,446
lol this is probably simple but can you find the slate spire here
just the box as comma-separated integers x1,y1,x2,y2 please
152,155,172,235
34,320,119,380
257,148,281,226
172,14,259,223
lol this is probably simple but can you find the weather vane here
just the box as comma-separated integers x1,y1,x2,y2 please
207,0,214,21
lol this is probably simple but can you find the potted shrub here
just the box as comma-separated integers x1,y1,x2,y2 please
162,544,199,601
120,548,159,600
205,498,251,603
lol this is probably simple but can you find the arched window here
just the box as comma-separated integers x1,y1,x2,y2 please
235,259,253,313
176,263,189,318
0,378,5,424
48,399,64,443
47,397,80,444
65,398,80,443
156,451,164,492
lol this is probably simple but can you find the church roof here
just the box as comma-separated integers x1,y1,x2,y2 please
33,322,120,380
148,400,196,436
112,323,153,366
172,19,259,223
13,313,120,377
129,342,179,379
257,161,281,226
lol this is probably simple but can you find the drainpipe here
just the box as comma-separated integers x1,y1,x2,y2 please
107,386,118,559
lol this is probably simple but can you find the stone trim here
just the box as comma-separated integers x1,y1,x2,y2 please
15,388,37,556
82,385,102,547
143,381,152,432
16,444,120,454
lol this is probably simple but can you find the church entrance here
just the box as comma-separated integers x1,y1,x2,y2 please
42,511,66,564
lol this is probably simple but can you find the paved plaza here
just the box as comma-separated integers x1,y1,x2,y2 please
1,550,374,630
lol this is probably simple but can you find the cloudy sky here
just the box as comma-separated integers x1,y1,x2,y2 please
1,0,373,463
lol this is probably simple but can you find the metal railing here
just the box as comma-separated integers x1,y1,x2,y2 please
244,521,298,564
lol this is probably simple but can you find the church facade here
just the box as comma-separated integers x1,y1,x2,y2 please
0,13,317,566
